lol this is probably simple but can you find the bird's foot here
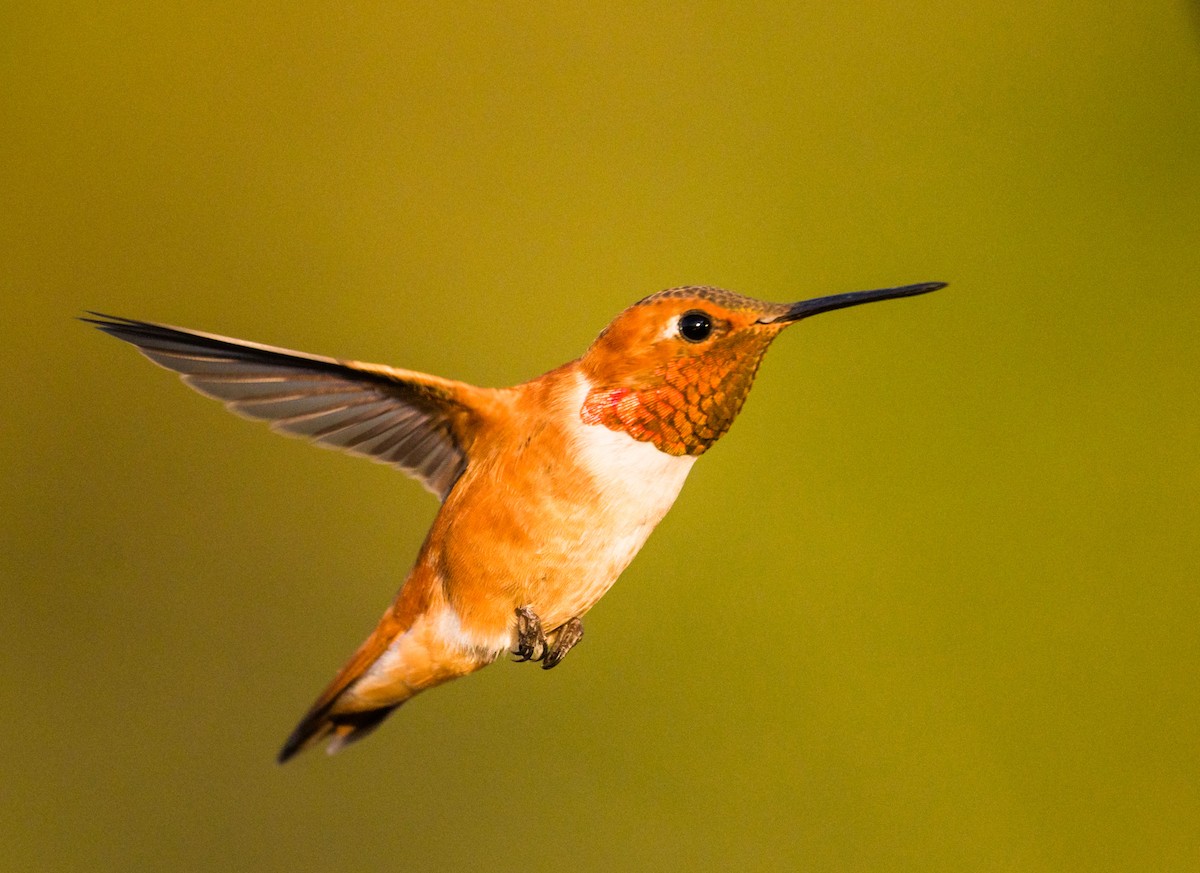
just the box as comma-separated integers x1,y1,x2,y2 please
542,617,584,670
512,607,584,668
513,605,547,662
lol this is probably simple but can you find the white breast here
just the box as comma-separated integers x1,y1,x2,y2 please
567,373,697,578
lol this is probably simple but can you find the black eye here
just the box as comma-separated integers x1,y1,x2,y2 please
678,310,713,342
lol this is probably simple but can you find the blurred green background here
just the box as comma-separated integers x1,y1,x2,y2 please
3,3,1199,871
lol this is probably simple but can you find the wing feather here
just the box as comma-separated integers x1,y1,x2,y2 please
84,313,479,500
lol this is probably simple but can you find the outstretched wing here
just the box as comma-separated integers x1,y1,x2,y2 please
85,313,479,501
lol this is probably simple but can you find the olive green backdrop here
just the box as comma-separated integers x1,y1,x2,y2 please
3,4,1198,871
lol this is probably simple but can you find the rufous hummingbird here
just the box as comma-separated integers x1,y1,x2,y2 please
86,280,944,761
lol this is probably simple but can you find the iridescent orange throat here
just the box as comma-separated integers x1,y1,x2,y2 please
580,332,775,456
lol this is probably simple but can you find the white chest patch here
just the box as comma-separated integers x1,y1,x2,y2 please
567,373,696,529
558,403,696,620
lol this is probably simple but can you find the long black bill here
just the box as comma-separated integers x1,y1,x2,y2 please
760,281,947,324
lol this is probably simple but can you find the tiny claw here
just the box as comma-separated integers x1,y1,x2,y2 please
542,617,584,670
512,605,547,662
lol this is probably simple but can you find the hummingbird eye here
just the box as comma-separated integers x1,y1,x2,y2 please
678,311,713,343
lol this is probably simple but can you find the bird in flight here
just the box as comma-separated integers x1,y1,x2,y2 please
86,280,944,761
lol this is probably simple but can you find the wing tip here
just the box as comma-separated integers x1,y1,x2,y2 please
79,311,142,336
80,312,190,351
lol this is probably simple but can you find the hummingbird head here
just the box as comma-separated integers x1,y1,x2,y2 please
579,282,945,456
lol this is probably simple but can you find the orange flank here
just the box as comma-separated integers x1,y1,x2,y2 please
85,281,944,761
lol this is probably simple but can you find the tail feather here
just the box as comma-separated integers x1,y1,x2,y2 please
278,704,400,763
273,580,492,762
276,609,409,764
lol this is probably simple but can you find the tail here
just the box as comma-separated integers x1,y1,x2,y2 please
277,606,414,764
276,597,495,762
278,701,400,763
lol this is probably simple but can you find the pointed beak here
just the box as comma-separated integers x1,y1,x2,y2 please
759,281,947,325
